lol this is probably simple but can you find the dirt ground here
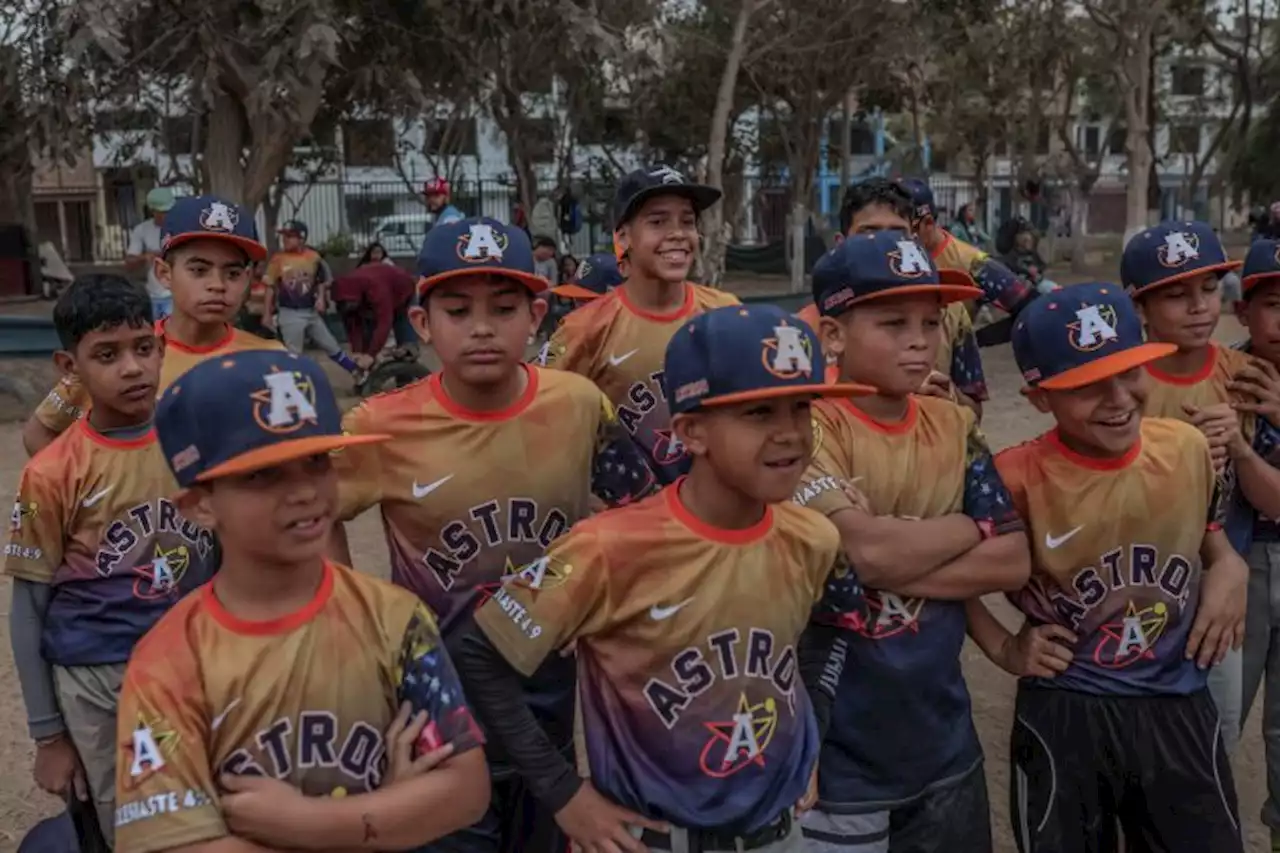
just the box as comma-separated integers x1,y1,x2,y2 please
0,327,1273,851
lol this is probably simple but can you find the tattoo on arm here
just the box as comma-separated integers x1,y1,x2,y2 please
362,813,378,843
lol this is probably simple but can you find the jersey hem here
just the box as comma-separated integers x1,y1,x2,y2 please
814,753,984,814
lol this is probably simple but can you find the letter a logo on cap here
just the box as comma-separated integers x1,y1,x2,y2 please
765,324,813,378
457,223,507,263
199,202,239,233
889,240,931,278
252,370,319,432
1068,304,1119,352
1157,231,1200,268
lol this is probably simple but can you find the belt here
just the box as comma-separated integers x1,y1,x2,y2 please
640,811,793,852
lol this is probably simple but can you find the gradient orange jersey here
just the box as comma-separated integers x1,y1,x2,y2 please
335,365,656,633
1143,343,1255,438
540,283,739,482
998,419,1219,695
794,395,1022,804
265,248,329,310
5,421,218,665
32,321,283,434
113,562,482,853
475,485,857,831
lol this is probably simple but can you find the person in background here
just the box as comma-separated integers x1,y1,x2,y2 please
331,263,417,363
532,235,559,284
559,253,579,284
951,203,990,252
359,241,396,267
125,187,177,319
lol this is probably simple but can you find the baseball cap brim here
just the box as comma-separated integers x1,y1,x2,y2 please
698,381,875,408
830,270,984,312
1243,271,1280,294
1036,342,1178,391
150,199,176,213
550,283,604,300
617,185,722,225
1129,261,1242,297
163,232,267,262
194,433,390,483
417,268,549,297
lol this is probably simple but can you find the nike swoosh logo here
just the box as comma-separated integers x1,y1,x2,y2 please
608,349,639,367
412,475,454,499
82,487,113,508
650,597,695,621
1044,526,1083,550
211,698,241,732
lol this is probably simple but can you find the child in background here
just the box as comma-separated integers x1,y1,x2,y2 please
6,275,219,845
532,235,560,284
22,195,282,457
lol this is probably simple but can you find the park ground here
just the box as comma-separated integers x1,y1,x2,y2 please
0,290,1273,851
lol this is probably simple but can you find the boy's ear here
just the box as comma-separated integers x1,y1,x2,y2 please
154,255,173,288
671,412,707,458
1234,299,1249,322
175,486,217,530
52,349,77,380
408,304,431,345
818,315,846,358
1024,387,1052,414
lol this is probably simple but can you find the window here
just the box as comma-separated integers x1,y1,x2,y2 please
1171,64,1205,97
97,110,152,133
425,117,479,157
161,116,196,155
1082,126,1101,158
297,124,338,152
343,119,395,167
1169,124,1200,155
824,118,875,157
1108,125,1127,155
1036,125,1051,155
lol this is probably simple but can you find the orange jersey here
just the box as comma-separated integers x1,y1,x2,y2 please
335,365,655,633
542,283,739,483
997,420,1217,695
475,485,851,830
32,321,283,434
5,421,217,665
265,248,329,310
931,231,987,279
113,562,482,853
1143,343,1255,439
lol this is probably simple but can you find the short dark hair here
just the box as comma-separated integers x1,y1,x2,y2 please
838,179,914,235
53,274,153,350
532,236,557,250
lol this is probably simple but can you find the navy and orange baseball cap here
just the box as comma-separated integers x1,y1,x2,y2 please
664,304,872,414
897,178,936,220
160,195,266,261
1011,282,1175,390
1120,221,1240,297
156,350,387,487
612,165,721,227
811,229,983,317
1242,239,1280,296
551,253,624,300
416,217,547,296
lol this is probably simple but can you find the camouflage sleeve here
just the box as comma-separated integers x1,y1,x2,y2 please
962,419,1024,534
972,257,1034,314
396,603,485,756
948,310,989,402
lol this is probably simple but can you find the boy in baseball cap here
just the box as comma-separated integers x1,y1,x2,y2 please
795,231,1028,852
963,282,1247,853
457,303,867,853
332,216,656,853
115,348,490,853
22,194,283,457
542,166,740,485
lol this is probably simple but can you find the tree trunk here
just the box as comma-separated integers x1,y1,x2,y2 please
1122,24,1154,241
701,0,756,287
1069,185,1091,275
204,91,249,204
839,88,856,191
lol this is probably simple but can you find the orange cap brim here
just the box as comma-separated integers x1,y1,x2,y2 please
418,268,549,297
1129,261,1242,297
195,433,390,483
1036,343,1178,390
164,233,267,262
699,381,875,407
550,284,603,300
1243,272,1280,295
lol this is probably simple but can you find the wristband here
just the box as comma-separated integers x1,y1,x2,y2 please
974,519,998,541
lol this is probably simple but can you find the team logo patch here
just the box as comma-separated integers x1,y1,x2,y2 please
650,166,686,185
1093,600,1170,669
476,555,572,609
124,714,180,787
651,429,687,466
887,240,932,279
1156,230,1200,268
251,369,319,434
762,324,814,380
456,223,508,263
576,259,594,281
10,500,36,533
133,543,190,601
1067,303,1120,353
855,591,924,640
699,693,779,779
199,201,239,233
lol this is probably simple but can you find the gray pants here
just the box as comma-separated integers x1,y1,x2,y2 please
53,663,126,847
1243,540,1280,831
1209,646,1244,756
278,306,342,357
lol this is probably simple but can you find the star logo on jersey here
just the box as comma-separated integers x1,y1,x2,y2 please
199,201,239,233
651,429,687,466
475,555,572,609
456,223,508,263
1066,303,1120,353
887,239,932,279
10,500,36,533
1156,230,1200,268
699,693,779,779
251,369,319,434
854,591,924,640
123,714,180,788
762,323,813,380
1093,600,1170,669
133,544,191,601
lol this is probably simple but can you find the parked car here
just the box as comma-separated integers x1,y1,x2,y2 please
370,213,433,257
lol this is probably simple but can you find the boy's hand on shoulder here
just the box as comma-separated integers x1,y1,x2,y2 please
1183,403,1245,469
33,734,87,801
221,773,319,848
1230,359,1280,423
555,782,667,853
383,701,456,785
1187,550,1248,670
1000,623,1076,678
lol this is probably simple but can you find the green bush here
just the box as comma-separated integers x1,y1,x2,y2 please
317,232,356,258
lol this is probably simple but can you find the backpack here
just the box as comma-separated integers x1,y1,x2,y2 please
558,193,583,235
